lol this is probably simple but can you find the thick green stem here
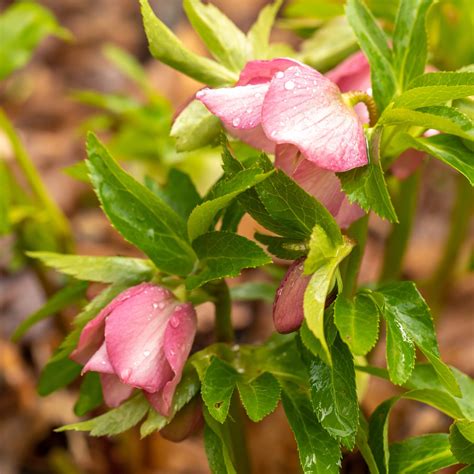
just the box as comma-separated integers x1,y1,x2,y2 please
380,170,421,282
211,279,234,343
0,108,73,252
427,175,473,309
340,215,369,297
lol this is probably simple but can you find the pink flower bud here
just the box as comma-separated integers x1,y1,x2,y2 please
273,258,310,333
70,283,197,416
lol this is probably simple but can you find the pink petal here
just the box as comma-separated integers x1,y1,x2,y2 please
325,51,371,93
82,341,114,374
100,374,134,408
334,196,366,228
237,58,302,86
273,258,309,333
231,125,276,153
390,149,425,180
70,283,153,365
104,285,178,393
262,64,368,172
147,303,197,416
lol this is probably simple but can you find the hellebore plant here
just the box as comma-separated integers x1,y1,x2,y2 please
11,0,474,473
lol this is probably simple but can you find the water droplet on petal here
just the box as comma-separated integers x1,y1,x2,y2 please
271,130,277,137
152,303,158,309
170,316,180,328
101,360,107,365
232,117,241,127
275,71,284,79
143,350,151,357
246,108,252,114
284,80,295,90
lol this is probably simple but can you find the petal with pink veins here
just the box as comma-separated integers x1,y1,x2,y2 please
237,58,302,85
100,374,134,408
262,64,368,172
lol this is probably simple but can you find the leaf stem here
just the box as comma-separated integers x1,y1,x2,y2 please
380,170,421,282
210,279,234,343
0,108,73,252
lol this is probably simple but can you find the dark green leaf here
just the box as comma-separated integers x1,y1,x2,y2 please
392,0,433,90
281,381,341,473
139,0,236,86
183,0,248,72
237,372,281,422
12,280,87,342
229,281,277,302
38,357,82,396
74,372,103,416
186,231,271,290
356,412,380,474
202,357,239,423
86,133,197,276
334,293,380,356
389,434,458,474
254,233,307,260
171,100,221,152
450,422,474,464
28,252,155,284
346,0,396,111
57,393,149,436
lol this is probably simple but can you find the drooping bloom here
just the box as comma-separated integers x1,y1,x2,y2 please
70,283,197,416
196,57,367,227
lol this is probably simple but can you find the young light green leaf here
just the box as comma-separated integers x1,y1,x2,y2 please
378,281,461,396
12,280,88,342
171,100,221,152
237,372,281,422
450,422,474,464
394,72,474,108
57,394,149,436
27,252,155,284
202,357,239,423
334,292,380,356
186,231,271,290
74,372,103,417
394,134,474,186
247,0,283,59
345,0,396,111
456,420,474,443
304,336,359,449
281,381,342,474
0,2,70,80
139,0,236,86
86,133,197,276
338,162,398,223
392,0,433,90
389,434,458,474
183,0,248,72
187,168,273,241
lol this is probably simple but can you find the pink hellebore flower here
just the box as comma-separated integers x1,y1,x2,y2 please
196,57,368,228
70,283,197,416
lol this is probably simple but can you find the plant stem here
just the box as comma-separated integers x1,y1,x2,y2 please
380,170,421,282
211,279,251,473
340,215,369,297
427,175,473,309
0,108,73,252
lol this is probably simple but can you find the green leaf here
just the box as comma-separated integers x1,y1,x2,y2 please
378,281,461,396
305,336,359,449
450,423,474,464
384,309,416,385
202,357,239,423
254,233,307,260
394,134,474,186
456,420,474,443
334,292,380,356
345,0,396,111
237,372,281,422
247,0,283,59
304,228,353,363
147,168,201,220
183,0,248,72
281,381,341,473
57,393,149,436
0,2,70,80
74,372,103,417
356,412,380,474
0,161,11,235
392,0,433,91
12,280,88,342
338,163,398,223
187,168,273,241
382,106,474,141
186,231,271,290
394,72,474,109
28,252,155,284
229,281,277,302
38,357,82,397
389,434,458,474
171,100,221,152
86,133,197,276
139,0,236,86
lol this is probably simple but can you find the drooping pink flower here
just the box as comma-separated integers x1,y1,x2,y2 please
70,283,197,416
196,57,367,228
